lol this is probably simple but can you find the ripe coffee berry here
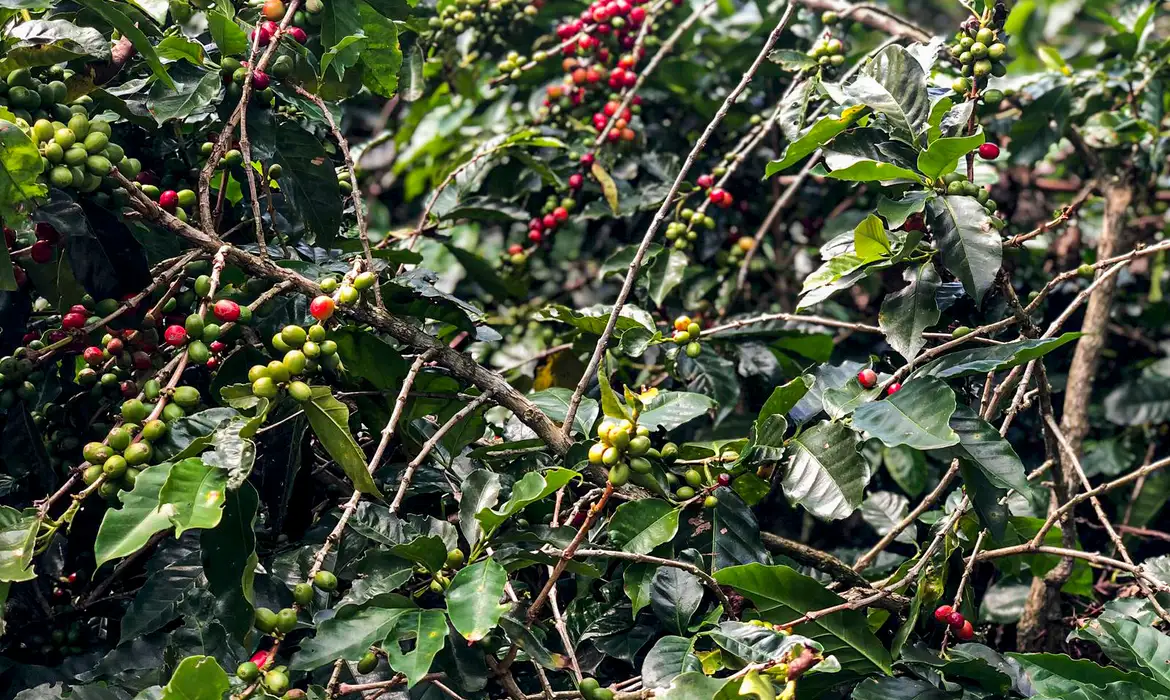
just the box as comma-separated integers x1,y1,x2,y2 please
977,142,1000,160
288,26,308,43
887,382,902,395
164,325,188,346
956,620,975,640
62,312,87,330
83,347,104,365
947,611,965,628
857,368,877,388
213,299,241,322
696,174,714,189
209,341,226,353
717,473,731,486
158,190,179,211
708,188,725,203
106,337,124,354
309,295,335,321
528,230,543,242
252,70,270,90
569,174,584,189
553,207,569,222
30,240,53,263
508,244,524,255
580,152,595,166
933,605,953,622
35,222,59,243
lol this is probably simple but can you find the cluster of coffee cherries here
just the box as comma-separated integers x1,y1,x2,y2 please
578,678,616,700
948,19,1010,94
79,405,177,498
0,348,42,409
934,604,975,640
670,314,703,358
19,619,91,660
587,417,654,486
245,323,338,401
3,63,143,204
805,12,848,75
425,0,541,54
857,367,900,396
673,466,727,506
664,203,717,253
5,221,62,282
938,172,1003,229
238,569,338,694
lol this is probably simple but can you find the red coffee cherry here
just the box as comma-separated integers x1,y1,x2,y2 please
309,295,336,321
977,142,1000,160
857,368,877,388
164,325,188,346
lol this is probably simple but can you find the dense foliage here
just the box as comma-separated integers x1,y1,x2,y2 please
0,0,1169,698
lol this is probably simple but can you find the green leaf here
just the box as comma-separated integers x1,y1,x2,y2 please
860,491,914,545
853,214,892,258
446,558,509,642
877,191,932,229
321,34,366,78
0,506,38,582
650,566,703,635
250,113,342,247
656,672,733,700
303,386,380,496
597,357,632,421
706,487,770,569
158,458,227,536
714,563,892,676
591,162,619,214
459,469,501,549
852,677,952,699
330,328,406,390
291,598,414,670
160,655,229,700
476,468,579,534
883,445,926,498
783,420,869,521
200,484,259,641
608,500,680,555
765,105,867,175
917,131,985,180
398,43,423,101
94,462,176,568
768,49,818,71
1104,374,1170,425
879,262,941,362
74,0,175,89
927,195,1000,306
913,334,1082,379
844,45,930,141
1008,652,1169,697
852,376,959,450
207,12,246,56
156,36,204,64
1071,617,1170,691
823,157,924,184
638,391,716,431
708,621,817,663
641,635,701,690
530,388,599,437
646,248,689,306
384,609,447,687
757,376,813,426
0,117,47,234
947,405,1029,493
960,461,1009,540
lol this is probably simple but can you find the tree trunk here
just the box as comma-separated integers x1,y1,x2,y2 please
1016,177,1133,651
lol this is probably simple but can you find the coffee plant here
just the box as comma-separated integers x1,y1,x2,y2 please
0,0,1168,697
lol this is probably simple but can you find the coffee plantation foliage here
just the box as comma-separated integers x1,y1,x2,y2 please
0,0,1169,697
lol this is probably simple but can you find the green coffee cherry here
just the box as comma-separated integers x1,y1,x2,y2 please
313,570,338,591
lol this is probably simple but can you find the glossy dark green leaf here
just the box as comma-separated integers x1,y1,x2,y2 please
927,195,999,306
782,420,868,521
459,470,500,549
331,327,407,391
476,468,578,534
708,487,770,569
649,566,703,635
853,376,959,450
1007,652,1168,696
207,12,246,56
1104,374,1170,425
916,131,985,179
947,405,1028,493
1070,617,1170,691
860,491,914,545
959,461,1009,540
250,113,342,247
291,598,414,670
883,445,927,498
714,564,892,676
879,262,941,362
637,391,717,431
200,484,259,641
845,44,930,140
121,556,202,640
608,499,680,555
852,677,953,700
913,334,1081,379
74,0,174,89
641,635,701,690
877,191,932,229
530,388,599,437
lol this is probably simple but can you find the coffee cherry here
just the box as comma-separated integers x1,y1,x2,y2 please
164,325,187,346
588,443,606,464
83,346,104,365
703,495,719,508
213,299,241,322
237,661,260,682
956,620,975,640
254,607,279,632
887,382,902,396
1077,263,1095,278
158,190,179,211
309,295,335,321
675,486,695,499
263,670,289,695
685,341,701,358
30,240,53,263
275,607,298,634
313,570,338,591
857,368,877,388
947,611,965,628
62,312,87,330
977,142,1000,160
289,26,308,43
445,548,465,568
934,605,954,622
357,651,378,674
717,473,731,486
